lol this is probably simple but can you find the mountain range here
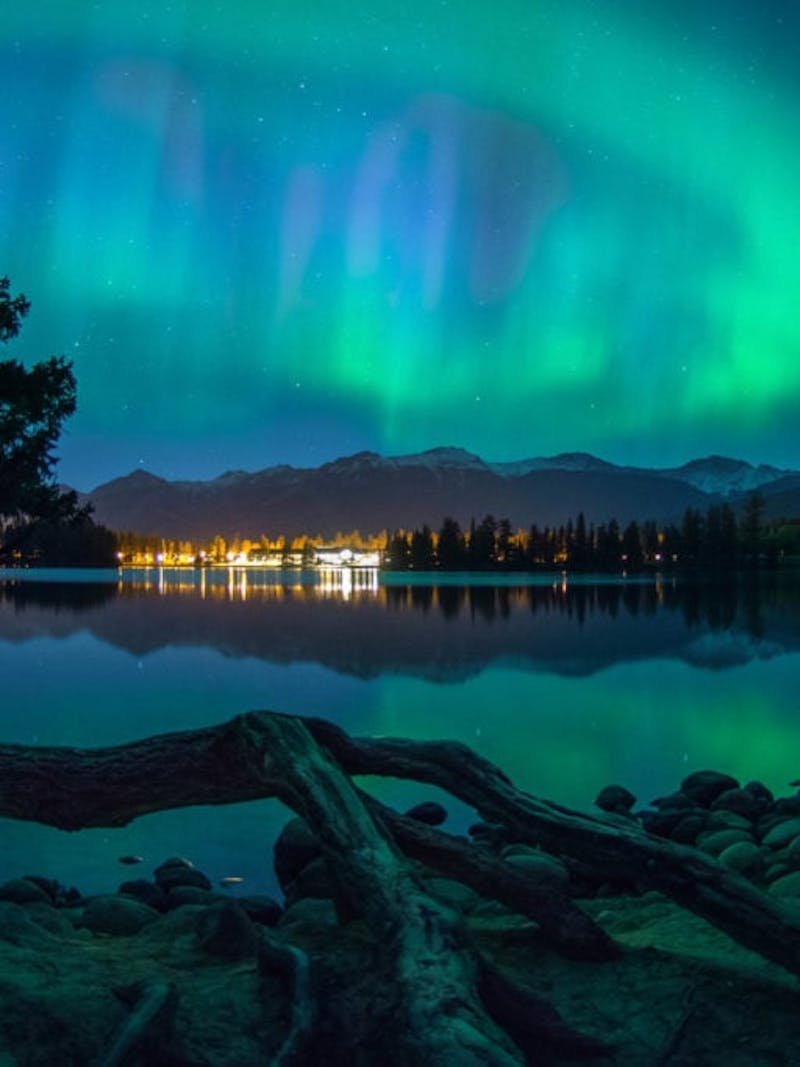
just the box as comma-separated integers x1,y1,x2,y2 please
80,447,800,540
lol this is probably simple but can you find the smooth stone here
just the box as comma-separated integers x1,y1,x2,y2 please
669,815,708,844
0,878,53,906
696,829,752,855
277,897,338,931
165,886,225,910
772,796,800,817
764,863,791,883
706,810,753,831
768,871,800,898
680,770,740,808
0,902,61,948
501,847,570,887
650,792,695,812
762,818,800,849
21,902,73,936
273,818,321,891
404,801,448,826
425,877,481,910
237,895,283,927
710,788,761,819
594,784,636,813
718,841,764,874
196,902,258,960
639,809,688,837
21,875,61,903
786,835,800,860
155,866,212,892
744,780,774,805
154,856,195,875
81,895,161,936
283,857,334,906
118,879,169,912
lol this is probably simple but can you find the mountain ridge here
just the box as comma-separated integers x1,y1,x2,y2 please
81,448,800,540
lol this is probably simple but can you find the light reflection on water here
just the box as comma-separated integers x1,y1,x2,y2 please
1,569,799,899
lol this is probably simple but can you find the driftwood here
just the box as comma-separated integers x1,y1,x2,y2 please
2,709,800,981
3,708,800,1059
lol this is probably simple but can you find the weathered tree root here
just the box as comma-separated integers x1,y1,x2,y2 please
3,708,800,1057
258,932,314,1066
97,979,178,1067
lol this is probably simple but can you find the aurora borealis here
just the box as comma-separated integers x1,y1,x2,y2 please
1,1,799,487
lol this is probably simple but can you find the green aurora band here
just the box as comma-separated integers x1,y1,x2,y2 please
1,0,798,484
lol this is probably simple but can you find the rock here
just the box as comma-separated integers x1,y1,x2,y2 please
283,857,335,906
744,780,774,806
164,886,224,910
118,880,169,912
404,801,448,826
710,789,761,819
768,871,800,898
772,795,800,817
154,856,195,875
786,835,800,861
764,863,791,884
21,875,61,903
717,841,764,874
680,770,740,808
237,895,283,927
696,829,753,855
650,792,695,812
0,902,61,947
277,897,338,931
154,866,212,892
639,809,689,838
670,815,708,844
467,822,507,850
0,878,53,905
196,902,258,960
81,895,161,936
424,877,481,911
273,818,321,891
706,810,754,831
501,846,570,888
762,818,800,849
594,784,636,813
22,902,73,936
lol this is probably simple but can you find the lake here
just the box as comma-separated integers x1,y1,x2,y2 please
1,566,799,900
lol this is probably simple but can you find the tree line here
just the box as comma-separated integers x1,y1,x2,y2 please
385,496,796,572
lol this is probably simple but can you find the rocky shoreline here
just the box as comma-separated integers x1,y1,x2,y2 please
3,769,800,1064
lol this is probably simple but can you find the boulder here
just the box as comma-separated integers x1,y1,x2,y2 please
404,801,448,826
283,857,335,906
118,879,169,912
273,818,321,890
0,878,53,906
717,841,764,875
277,897,338,931
680,770,739,808
594,784,636,813
81,895,160,936
768,871,800,898
696,829,753,856
761,818,800,850
237,895,283,927
710,789,761,820
165,886,224,910
154,866,212,892
501,846,570,888
744,780,774,806
669,815,708,844
196,902,258,960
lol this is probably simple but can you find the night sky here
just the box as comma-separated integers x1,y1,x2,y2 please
1,1,798,489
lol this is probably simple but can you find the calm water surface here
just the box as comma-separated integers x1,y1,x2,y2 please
1,567,799,898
